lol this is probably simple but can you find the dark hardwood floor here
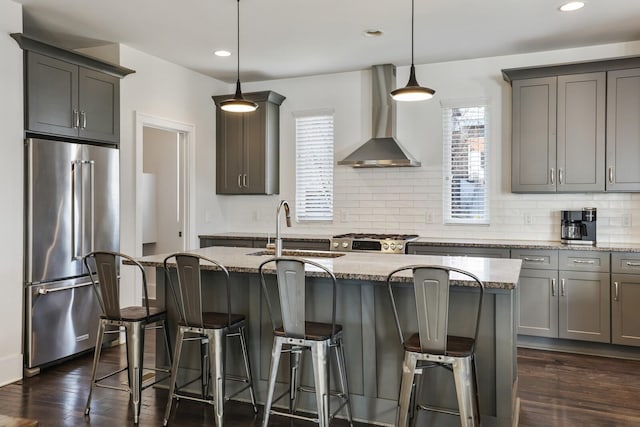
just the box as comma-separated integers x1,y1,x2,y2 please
2,341,640,426
517,348,640,426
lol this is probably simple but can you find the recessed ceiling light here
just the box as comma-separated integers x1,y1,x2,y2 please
214,50,231,57
559,1,585,12
363,29,383,38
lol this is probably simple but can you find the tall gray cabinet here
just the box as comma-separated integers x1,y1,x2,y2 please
504,57,640,193
212,91,285,195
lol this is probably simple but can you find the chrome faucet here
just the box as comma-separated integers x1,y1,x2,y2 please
275,200,291,256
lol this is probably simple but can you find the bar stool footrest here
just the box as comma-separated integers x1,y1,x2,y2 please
417,403,461,417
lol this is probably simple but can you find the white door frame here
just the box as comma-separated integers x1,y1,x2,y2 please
134,112,196,297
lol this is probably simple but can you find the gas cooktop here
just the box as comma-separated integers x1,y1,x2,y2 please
330,233,419,254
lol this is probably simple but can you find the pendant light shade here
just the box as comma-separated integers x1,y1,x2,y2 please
390,0,435,102
220,0,258,113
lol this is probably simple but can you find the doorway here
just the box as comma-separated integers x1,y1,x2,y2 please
135,112,196,300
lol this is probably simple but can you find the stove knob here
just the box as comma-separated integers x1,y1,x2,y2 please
342,242,349,248
397,243,404,251
389,243,397,250
333,242,339,248
382,243,389,250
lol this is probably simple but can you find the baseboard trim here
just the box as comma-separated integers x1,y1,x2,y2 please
0,352,23,386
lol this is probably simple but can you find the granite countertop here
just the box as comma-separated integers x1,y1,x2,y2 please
198,233,640,252
134,246,522,290
198,232,330,241
410,237,640,252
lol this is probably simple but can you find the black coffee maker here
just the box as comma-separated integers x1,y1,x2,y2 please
561,208,596,245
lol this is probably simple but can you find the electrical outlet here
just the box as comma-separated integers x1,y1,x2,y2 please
205,210,213,223
254,209,261,221
622,213,632,227
340,210,349,222
524,214,532,225
425,210,434,224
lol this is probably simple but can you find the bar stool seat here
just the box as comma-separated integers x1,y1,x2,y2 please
259,257,354,427
386,264,485,427
115,306,166,321
187,312,246,329
83,250,173,425
273,322,343,340
162,253,257,427
404,334,475,357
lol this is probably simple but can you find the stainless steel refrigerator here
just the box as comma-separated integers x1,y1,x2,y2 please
24,137,119,372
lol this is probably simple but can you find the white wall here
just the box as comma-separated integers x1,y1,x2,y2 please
213,40,640,245
118,45,229,305
0,0,24,385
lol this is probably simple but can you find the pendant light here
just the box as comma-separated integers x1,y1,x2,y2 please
219,0,258,113
390,0,435,102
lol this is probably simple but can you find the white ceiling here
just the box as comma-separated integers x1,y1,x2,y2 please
13,0,640,83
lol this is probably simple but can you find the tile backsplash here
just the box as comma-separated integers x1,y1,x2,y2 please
220,166,640,245
329,166,640,244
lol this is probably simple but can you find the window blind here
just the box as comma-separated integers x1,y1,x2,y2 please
442,103,489,224
295,113,334,221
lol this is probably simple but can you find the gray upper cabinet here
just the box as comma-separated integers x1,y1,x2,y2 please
26,51,120,144
511,77,557,192
557,73,605,192
212,91,285,195
511,73,605,192
606,68,640,191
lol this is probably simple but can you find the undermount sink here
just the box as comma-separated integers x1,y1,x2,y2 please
248,249,345,258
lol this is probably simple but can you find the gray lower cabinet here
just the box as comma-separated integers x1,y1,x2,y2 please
611,253,640,346
212,91,285,195
511,73,606,193
558,250,610,343
200,238,254,248
512,249,559,337
199,236,329,251
407,244,510,258
26,51,120,144
514,249,611,343
558,270,610,343
606,68,640,191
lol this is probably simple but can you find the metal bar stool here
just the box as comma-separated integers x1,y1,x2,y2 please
258,257,354,427
83,250,172,424
386,265,485,427
162,253,257,426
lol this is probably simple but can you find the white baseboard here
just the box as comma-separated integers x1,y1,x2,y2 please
0,352,23,386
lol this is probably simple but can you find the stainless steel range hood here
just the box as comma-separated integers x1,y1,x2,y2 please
338,64,421,168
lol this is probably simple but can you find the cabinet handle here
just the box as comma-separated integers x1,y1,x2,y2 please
237,174,242,189
572,259,595,265
614,281,619,302
550,168,555,185
80,111,87,129
626,261,640,267
243,174,248,188
73,109,80,128
560,278,565,297
558,168,564,185
551,278,556,297
522,257,546,263
609,167,614,184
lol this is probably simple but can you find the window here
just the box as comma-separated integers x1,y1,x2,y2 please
295,110,334,221
442,100,489,224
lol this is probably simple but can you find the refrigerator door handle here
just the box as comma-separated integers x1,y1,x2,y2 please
37,281,93,295
71,160,95,260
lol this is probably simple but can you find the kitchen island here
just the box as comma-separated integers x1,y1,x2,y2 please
136,246,522,427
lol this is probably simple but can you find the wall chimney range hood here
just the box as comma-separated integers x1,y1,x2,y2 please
338,64,421,168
